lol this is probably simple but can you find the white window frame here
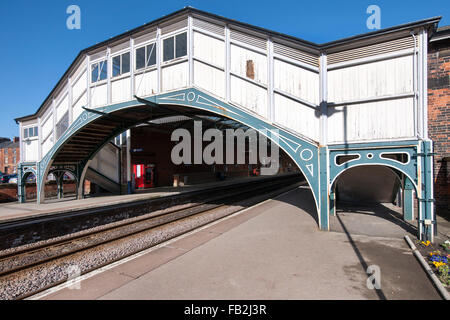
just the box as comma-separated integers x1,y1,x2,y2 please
134,41,157,73
111,50,131,79
161,31,188,67
90,58,108,85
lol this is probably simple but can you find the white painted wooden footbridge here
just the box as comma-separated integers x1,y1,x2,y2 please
15,8,441,241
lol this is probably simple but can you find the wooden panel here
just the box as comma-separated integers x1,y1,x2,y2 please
193,60,225,98
90,83,107,107
161,62,189,92
273,42,319,67
231,44,267,85
56,93,69,122
135,70,158,97
327,97,415,143
328,55,413,103
42,136,53,158
274,93,319,142
73,93,86,120
274,59,319,105
193,18,224,36
230,75,267,118
111,77,131,103
193,31,225,68
72,70,87,103
24,140,39,162
41,113,53,140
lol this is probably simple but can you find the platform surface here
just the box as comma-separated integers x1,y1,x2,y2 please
0,175,285,223
36,186,444,300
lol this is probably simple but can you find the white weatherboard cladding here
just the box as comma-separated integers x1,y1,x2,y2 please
72,71,87,103
111,77,131,103
42,137,53,158
230,44,267,85
274,93,319,142
327,97,415,143
193,60,225,98
193,31,225,68
24,140,39,162
328,55,414,102
274,59,319,105
161,62,189,92
89,144,119,183
90,83,107,107
73,93,87,120
135,71,158,97
230,75,267,118
41,115,53,140
56,94,69,122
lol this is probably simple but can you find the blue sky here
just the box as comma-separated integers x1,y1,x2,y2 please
0,0,448,138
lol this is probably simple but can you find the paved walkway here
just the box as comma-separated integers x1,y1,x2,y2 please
37,186,442,300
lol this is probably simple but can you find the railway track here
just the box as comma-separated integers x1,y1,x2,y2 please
0,174,303,300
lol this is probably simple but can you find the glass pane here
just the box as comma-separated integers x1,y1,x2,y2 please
122,52,130,73
136,47,145,69
146,43,156,66
56,112,69,140
28,128,33,137
99,60,108,80
163,37,174,62
24,129,28,139
34,127,38,137
175,33,187,58
113,56,121,77
91,63,99,82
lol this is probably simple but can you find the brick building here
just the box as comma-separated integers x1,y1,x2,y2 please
0,137,20,175
428,26,450,219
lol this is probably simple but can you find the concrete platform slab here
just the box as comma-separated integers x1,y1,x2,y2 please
37,187,442,300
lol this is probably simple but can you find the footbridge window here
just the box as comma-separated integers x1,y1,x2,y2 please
136,43,156,70
112,52,130,77
163,32,187,62
91,60,108,83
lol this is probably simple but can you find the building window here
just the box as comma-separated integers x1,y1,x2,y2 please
112,52,130,77
13,156,16,164
163,32,187,62
24,126,38,139
91,60,108,83
136,43,156,70
4,148,8,155
5,157,8,164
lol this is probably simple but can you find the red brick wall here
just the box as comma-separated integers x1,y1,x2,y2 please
428,39,450,218
0,146,20,174
0,181,78,203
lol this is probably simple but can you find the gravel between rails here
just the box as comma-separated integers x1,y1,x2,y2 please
0,180,302,300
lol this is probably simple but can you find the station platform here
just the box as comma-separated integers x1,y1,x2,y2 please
0,174,296,224
34,186,443,300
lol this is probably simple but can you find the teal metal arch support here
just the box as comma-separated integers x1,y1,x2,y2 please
34,87,329,229
18,162,38,203
403,176,415,221
328,140,435,242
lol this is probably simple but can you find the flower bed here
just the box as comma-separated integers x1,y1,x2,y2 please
417,239,450,288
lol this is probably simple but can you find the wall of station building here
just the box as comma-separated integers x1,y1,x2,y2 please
428,38,450,218
129,125,299,188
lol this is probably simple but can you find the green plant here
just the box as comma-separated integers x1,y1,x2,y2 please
437,264,450,287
